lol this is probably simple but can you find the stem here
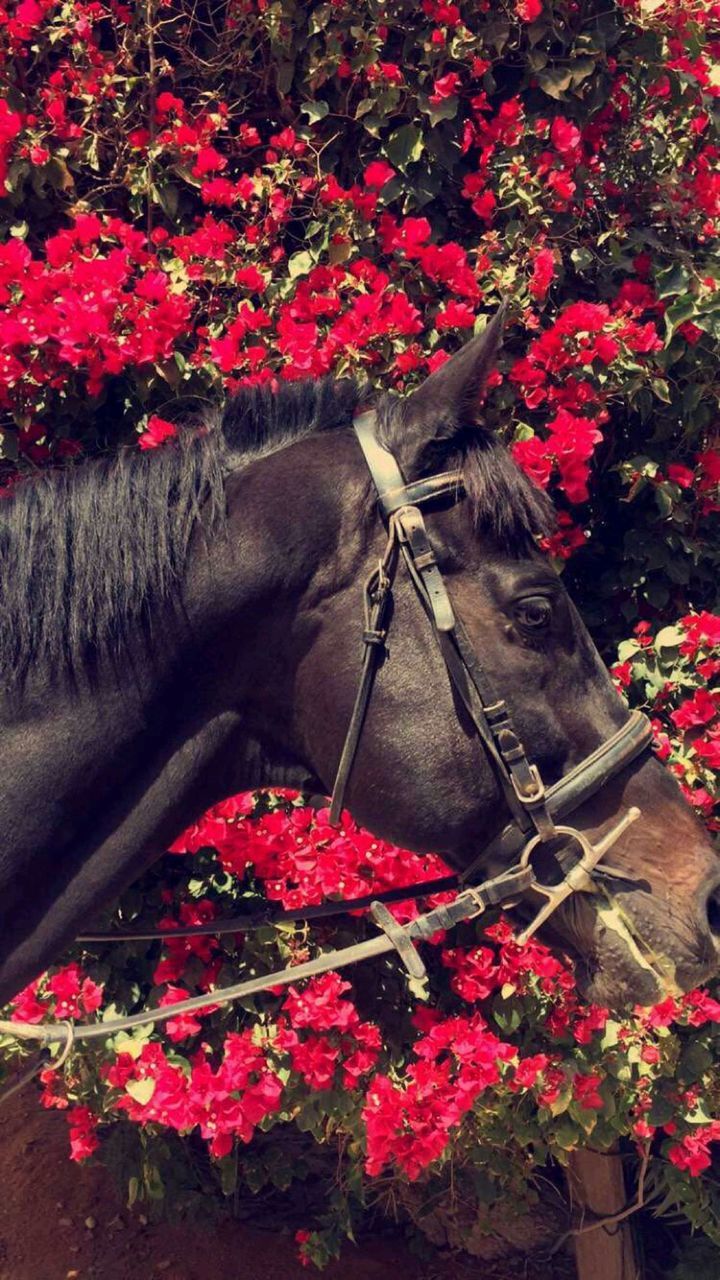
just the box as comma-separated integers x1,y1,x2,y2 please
146,0,157,239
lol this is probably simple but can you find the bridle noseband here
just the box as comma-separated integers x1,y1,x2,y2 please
329,410,654,934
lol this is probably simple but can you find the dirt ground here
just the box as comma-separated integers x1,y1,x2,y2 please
0,1087,576,1280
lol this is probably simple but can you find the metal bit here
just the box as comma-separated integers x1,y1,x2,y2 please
516,806,641,945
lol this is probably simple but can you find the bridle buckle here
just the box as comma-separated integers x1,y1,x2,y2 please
511,764,546,806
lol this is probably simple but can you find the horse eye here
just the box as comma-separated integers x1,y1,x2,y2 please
514,596,553,630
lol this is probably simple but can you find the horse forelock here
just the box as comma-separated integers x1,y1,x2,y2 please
374,396,555,554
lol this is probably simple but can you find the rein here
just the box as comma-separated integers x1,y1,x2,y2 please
0,410,657,1084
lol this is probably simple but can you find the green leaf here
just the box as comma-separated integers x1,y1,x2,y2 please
644,580,670,608
656,262,690,299
552,1119,580,1150
680,1040,714,1081
143,1162,165,1201
655,625,684,651
419,93,459,126
46,156,74,193
536,67,574,99
648,1093,676,1126
354,98,375,119
655,486,674,517
276,61,295,95
219,1154,238,1195
650,377,671,403
569,57,597,87
664,297,696,338
157,183,179,220
693,306,720,339
570,247,594,272
126,1077,156,1105
300,100,329,123
386,123,424,170
288,250,314,279
600,1019,621,1050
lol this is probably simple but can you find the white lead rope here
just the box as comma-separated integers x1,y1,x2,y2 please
0,884,510,1049
0,931,395,1047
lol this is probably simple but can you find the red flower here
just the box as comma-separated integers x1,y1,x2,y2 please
529,248,555,300
10,978,47,1024
512,436,553,489
683,989,720,1026
573,1073,604,1110
139,416,179,451
611,660,633,689
515,0,542,18
550,117,582,158
366,62,404,85
158,985,206,1042
282,1031,339,1090
235,265,266,292
67,1106,100,1162
671,689,718,730
511,1053,549,1090
429,72,460,104
283,973,359,1032
46,963,104,1018
547,408,603,503
694,733,720,768
192,145,227,177
667,1127,720,1177
364,160,395,190
435,300,476,330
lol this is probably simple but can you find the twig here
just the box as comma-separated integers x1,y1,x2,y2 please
146,0,157,239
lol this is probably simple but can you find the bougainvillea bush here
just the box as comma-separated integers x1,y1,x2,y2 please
0,0,718,1266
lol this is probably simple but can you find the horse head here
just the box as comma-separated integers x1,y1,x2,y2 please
279,313,720,1007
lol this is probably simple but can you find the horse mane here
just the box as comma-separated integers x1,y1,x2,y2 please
0,379,361,684
0,376,551,684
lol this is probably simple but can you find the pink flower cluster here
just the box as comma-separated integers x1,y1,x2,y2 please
363,1008,516,1179
170,795,454,922
510,297,662,505
108,1030,283,1158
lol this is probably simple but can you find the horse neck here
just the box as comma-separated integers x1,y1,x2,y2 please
0,436,358,1003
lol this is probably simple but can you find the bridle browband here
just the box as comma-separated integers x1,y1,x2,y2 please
328,409,653,926
0,409,657,1069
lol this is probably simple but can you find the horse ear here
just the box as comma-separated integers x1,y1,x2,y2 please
398,303,506,475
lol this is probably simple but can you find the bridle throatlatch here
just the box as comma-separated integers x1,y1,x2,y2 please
329,409,653,941
0,410,656,1067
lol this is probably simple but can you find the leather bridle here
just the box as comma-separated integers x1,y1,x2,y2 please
0,409,658,1067
329,410,654,941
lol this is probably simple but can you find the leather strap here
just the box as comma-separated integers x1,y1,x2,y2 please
459,710,653,882
354,409,407,497
354,410,463,518
395,506,456,633
329,528,397,825
380,473,464,515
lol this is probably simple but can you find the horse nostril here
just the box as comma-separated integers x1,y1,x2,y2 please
707,889,720,939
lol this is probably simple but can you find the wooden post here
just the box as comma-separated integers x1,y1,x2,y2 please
567,1148,641,1280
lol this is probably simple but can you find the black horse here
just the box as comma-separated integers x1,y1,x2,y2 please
1,315,718,1010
